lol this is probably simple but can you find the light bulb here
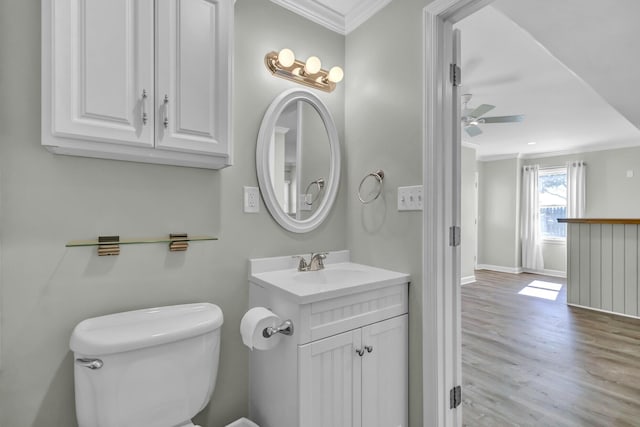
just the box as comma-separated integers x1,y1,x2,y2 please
328,66,344,83
277,48,295,67
304,56,322,74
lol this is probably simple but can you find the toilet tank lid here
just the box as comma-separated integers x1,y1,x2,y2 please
70,303,223,356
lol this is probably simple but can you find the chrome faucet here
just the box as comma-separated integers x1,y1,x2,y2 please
309,252,327,271
293,252,328,272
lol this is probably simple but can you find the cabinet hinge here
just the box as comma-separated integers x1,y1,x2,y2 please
449,226,461,247
449,63,461,87
450,385,462,409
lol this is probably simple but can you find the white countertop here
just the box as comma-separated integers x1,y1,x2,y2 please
249,251,410,304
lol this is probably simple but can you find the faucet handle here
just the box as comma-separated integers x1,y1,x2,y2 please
292,255,309,271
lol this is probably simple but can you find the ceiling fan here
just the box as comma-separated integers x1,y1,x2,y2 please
461,93,524,137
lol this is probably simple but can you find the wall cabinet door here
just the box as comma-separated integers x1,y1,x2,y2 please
298,315,408,427
362,315,409,427
298,329,362,427
43,0,233,169
49,0,155,147
155,0,232,157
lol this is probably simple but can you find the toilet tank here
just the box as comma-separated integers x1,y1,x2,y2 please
70,303,224,427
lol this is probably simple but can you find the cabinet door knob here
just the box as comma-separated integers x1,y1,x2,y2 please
355,348,365,357
365,345,373,353
141,89,148,126
163,94,169,129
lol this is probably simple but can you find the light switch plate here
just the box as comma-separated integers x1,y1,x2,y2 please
244,186,260,213
397,185,423,211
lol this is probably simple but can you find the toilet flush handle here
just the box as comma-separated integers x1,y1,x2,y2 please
76,358,103,370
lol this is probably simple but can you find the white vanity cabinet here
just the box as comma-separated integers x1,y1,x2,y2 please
248,251,409,427
299,314,408,427
42,0,233,169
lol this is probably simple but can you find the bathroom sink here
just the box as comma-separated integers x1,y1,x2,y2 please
249,251,410,303
292,266,369,285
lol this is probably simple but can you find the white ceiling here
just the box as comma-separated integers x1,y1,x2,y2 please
271,0,640,160
455,5,640,160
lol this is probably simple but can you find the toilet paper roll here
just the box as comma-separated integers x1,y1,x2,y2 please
240,307,282,351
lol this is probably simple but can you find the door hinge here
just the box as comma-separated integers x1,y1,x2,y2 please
450,385,462,409
449,226,461,247
450,63,461,87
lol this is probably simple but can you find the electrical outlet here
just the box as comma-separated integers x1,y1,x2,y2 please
397,185,424,211
244,186,260,213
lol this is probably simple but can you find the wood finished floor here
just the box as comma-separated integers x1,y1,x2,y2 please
462,270,640,427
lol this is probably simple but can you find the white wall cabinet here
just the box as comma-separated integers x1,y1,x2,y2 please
42,0,233,169
248,258,409,427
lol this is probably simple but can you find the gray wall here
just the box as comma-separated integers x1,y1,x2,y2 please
523,146,640,217
477,145,640,274
345,0,436,424
461,146,478,280
0,1,346,426
477,157,521,269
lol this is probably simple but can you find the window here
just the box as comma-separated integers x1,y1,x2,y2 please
538,167,567,239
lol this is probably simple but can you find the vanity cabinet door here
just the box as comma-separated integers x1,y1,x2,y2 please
155,0,232,158
46,0,155,147
361,315,409,427
298,329,362,427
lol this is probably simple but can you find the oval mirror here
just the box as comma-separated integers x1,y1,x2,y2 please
257,89,341,233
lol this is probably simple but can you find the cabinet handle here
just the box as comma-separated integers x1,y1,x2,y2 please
141,89,148,126
365,345,373,353
163,94,169,129
355,348,365,357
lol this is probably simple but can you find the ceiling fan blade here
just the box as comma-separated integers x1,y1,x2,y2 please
468,104,495,118
481,114,524,123
464,124,483,137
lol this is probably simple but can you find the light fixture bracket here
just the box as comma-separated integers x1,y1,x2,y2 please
264,51,337,93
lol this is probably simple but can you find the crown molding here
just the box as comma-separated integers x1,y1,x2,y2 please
477,139,640,162
477,153,520,162
270,0,392,35
344,0,392,34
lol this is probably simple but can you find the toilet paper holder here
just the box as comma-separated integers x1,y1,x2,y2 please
262,319,294,338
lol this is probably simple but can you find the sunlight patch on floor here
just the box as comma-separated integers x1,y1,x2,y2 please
518,280,563,300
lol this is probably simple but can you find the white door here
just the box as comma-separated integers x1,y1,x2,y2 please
50,0,155,147
298,329,362,427
361,315,409,427
155,0,232,156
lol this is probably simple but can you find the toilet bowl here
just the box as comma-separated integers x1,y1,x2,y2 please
70,303,223,427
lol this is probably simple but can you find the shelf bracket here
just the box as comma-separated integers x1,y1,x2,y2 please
169,233,189,252
97,235,120,256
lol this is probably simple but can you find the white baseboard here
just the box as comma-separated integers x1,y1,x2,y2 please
461,275,476,285
477,264,566,278
567,303,640,320
521,268,566,278
476,264,522,274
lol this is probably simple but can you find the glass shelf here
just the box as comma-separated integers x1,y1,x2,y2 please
66,235,217,248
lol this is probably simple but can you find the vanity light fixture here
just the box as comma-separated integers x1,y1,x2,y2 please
265,48,344,93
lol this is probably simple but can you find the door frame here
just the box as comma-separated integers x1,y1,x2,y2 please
422,1,494,426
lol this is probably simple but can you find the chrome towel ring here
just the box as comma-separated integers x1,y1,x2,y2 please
304,178,325,206
358,170,384,204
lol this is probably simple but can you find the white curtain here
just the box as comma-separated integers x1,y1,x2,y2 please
521,165,544,270
567,160,586,218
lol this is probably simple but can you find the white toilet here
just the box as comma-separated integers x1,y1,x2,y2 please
70,303,224,427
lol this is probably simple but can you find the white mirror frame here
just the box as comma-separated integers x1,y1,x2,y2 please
257,89,341,233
